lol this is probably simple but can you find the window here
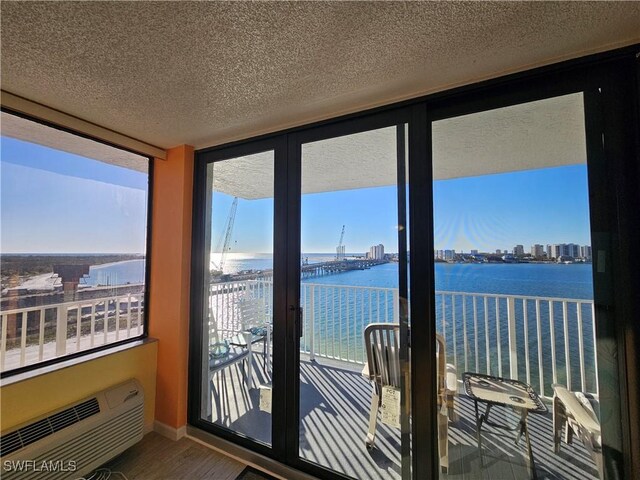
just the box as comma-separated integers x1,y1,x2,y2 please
0,112,151,375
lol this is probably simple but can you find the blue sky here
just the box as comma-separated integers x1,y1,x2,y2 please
2,136,591,255
210,164,592,254
1,137,149,254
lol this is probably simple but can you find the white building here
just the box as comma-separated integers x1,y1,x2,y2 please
580,245,592,260
444,249,455,261
531,244,545,257
369,244,385,260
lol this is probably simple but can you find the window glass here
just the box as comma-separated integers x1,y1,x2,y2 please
0,112,149,373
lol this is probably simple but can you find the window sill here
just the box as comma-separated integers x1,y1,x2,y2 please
0,337,158,388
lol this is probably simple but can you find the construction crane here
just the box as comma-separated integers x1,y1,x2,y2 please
336,225,346,261
212,197,238,274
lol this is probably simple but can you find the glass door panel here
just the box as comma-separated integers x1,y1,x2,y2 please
431,93,615,479
199,150,275,446
298,125,411,479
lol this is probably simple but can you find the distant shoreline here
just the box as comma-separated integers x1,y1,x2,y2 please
1,253,145,289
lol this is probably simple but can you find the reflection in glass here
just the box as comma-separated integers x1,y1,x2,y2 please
298,126,411,479
432,93,608,480
200,151,274,446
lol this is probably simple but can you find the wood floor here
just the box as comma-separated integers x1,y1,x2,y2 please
103,432,245,480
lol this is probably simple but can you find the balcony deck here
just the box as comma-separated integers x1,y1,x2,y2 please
208,353,600,480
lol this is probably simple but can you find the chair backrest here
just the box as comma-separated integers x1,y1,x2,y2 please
364,323,448,394
364,323,402,389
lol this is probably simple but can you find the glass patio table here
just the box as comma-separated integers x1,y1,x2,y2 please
463,372,548,480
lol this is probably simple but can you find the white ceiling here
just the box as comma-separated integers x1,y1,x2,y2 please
1,2,639,151
1,112,148,172
212,93,585,199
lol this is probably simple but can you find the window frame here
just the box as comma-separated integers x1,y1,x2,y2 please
0,108,154,378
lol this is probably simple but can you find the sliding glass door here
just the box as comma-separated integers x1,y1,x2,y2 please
190,137,288,459
293,121,412,479
189,59,632,480
427,89,623,479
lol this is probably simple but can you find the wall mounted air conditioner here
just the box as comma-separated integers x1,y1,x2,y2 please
1,379,144,480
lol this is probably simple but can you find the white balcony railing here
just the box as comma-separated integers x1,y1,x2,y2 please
0,292,144,372
208,279,597,400
4,279,595,400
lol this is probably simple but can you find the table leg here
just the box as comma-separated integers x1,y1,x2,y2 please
474,401,494,470
519,409,537,480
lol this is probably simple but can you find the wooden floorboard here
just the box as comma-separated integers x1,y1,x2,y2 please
102,432,245,480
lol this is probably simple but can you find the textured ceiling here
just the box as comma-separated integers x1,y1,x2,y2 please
213,93,585,199
1,2,639,150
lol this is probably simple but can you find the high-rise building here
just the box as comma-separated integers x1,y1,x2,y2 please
470,249,478,255
531,244,545,257
547,244,563,259
580,245,592,260
546,243,583,259
496,249,502,255
444,249,455,261
513,245,524,256
369,244,385,260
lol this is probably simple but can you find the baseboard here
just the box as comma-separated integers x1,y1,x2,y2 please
143,421,155,435
154,420,186,441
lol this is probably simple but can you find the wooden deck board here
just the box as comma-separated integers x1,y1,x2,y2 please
206,353,600,480
107,352,598,479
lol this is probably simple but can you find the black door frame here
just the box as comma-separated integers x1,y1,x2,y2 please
421,59,636,479
188,46,639,480
285,106,419,479
188,135,289,461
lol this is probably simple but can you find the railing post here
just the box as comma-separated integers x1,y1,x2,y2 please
309,285,315,361
392,289,399,324
56,305,68,356
507,296,518,379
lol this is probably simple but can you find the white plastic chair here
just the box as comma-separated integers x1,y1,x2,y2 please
552,384,602,479
363,323,457,473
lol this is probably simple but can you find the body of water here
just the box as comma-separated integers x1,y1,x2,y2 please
102,254,596,394
218,252,594,299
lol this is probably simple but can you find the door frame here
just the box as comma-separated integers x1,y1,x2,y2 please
285,106,420,479
187,47,639,480
188,135,288,461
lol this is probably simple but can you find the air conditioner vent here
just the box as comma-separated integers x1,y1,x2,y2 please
0,397,100,457
75,398,101,420
0,431,21,457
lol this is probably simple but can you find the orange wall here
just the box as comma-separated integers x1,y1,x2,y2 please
148,145,194,428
